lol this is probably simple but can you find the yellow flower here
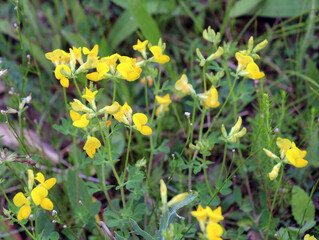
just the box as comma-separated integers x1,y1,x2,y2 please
276,137,292,157
72,46,83,65
100,54,120,73
268,163,281,181
83,137,101,158
13,192,31,220
206,222,223,240
191,205,207,222
45,49,70,66
175,74,195,95
100,101,121,114
245,62,265,79
34,172,56,190
73,113,89,128
156,94,172,116
198,87,220,109
206,206,224,223
133,39,148,52
31,186,54,210
304,234,317,240
70,99,91,112
54,64,71,88
117,58,142,81
113,102,132,125
150,46,170,64
286,144,308,168
191,205,207,233
86,62,110,81
54,64,71,79
235,52,253,70
70,110,81,121
82,88,98,102
133,113,152,135
83,45,99,57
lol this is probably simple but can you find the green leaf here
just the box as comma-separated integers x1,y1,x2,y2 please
127,0,161,44
115,232,126,240
130,218,155,240
61,30,88,48
108,11,137,51
291,186,315,225
230,0,263,18
233,186,242,206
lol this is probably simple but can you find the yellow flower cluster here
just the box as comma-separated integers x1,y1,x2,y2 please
263,137,308,180
235,37,267,80
13,170,56,220
191,205,224,240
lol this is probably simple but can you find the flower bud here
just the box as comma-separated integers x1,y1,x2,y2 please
248,36,254,50
27,169,34,191
263,148,279,159
160,179,167,206
268,163,281,181
167,193,188,207
253,40,268,52
206,47,223,62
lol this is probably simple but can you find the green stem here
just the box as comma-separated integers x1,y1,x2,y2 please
220,0,235,37
203,155,213,196
113,80,117,102
34,205,38,238
204,75,238,138
144,64,149,117
172,103,185,135
203,63,207,92
148,135,154,176
188,99,197,191
18,112,24,143
217,143,228,187
123,127,132,183
73,77,82,98
151,65,162,122
265,167,284,240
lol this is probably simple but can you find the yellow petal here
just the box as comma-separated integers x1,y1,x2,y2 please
54,64,71,79
60,78,69,88
207,222,223,239
35,173,45,184
17,205,31,220
140,125,152,136
73,114,89,128
31,187,48,206
133,113,148,128
13,192,28,207
44,178,56,190
150,46,162,58
86,72,100,81
40,198,54,210
70,110,81,121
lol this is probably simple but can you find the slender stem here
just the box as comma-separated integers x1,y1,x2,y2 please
18,111,24,143
123,127,132,183
188,99,197,191
265,167,284,240
217,143,228,187
172,103,186,135
203,63,207,92
203,155,213,196
34,205,38,238
151,65,162,122
144,64,149,117
73,77,82,98
204,75,238,138
113,80,117,102
148,135,154,176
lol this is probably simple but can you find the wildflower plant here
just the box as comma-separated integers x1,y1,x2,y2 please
1,3,318,239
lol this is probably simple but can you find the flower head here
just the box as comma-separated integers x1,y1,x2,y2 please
83,137,101,158
175,74,195,95
13,192,31,220
86,63,110,82
117,58,142,81
45,49,70,66
150,46,170,64
113,102,133,125
133,39,148,58
82,88,98,103
34,172,56,190
268,163,281,181
235,52,253,70
133,113,152,135
31,186,53,210
156,94,172,116
54,64,71,88
276,137,292,157
198,87,220,109
304,234,317,240
245,62,265,80
286,143,308,168
206,206,224,223
72,113,89,128
72,46,83,65
221,116,247,143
